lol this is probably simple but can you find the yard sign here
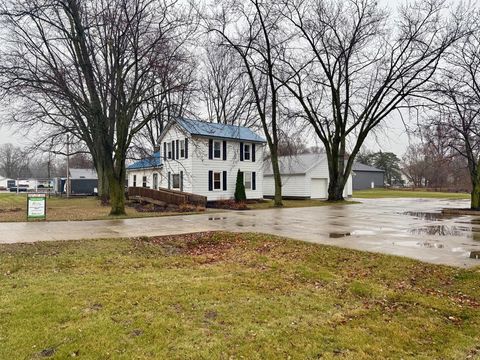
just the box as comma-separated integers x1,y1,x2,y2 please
27,193,46,221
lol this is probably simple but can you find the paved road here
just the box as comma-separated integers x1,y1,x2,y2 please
1,198,479,268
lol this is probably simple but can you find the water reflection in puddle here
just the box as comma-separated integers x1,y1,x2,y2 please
409,225,469,237
208,217,227,221
402,211,458,221
329,232,351,238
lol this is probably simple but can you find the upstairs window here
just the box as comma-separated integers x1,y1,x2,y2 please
213,141,221,159
180,140,185,158
244,144,251,161
167,143,172,159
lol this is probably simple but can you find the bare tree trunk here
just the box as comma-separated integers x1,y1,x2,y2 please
270,149,283,207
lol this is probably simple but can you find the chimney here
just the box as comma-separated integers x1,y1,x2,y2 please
153,145,160,153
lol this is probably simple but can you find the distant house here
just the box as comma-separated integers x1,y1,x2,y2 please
263,153,353,199
352,162,384,190
67,168,98,195
126,117,266,201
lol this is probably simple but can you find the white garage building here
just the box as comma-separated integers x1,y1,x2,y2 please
263,153,353,199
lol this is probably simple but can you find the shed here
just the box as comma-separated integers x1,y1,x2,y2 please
263,154,353,199
68,168,98,195
352,162,384,190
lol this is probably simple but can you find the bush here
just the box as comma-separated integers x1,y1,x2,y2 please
234,170,246,203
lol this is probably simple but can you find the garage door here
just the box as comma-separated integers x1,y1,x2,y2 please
311,178,328,199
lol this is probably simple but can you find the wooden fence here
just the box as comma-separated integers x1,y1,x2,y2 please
128,187,207,207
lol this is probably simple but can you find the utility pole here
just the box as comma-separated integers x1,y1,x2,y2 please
66,134,70,198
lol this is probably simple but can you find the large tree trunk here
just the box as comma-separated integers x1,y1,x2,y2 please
471,166,480,210
107,159,126,216
327,171,346,201
270,149,283,207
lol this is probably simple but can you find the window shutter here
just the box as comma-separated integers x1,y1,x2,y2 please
252,143,256,162
222,140,227,161
185,138,189,159
240,142,244,161
168,172,171,189
163,142,167,161
208,139,213,159
208,170,213,191
171,141,175,160
176,139,179,160
180,171,184,192
252,172,256,190
223,171,227,191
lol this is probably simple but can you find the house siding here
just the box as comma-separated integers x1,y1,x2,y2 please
190,137,264,201
160,123,193,192
264,155,353,199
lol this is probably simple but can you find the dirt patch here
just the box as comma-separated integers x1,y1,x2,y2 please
145,232,246,262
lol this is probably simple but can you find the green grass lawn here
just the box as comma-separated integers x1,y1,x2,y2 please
248,199,359,209
354,188,470,199
0,193,203,222
1,232,479,359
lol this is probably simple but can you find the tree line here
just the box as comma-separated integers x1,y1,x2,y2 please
0,0,479,212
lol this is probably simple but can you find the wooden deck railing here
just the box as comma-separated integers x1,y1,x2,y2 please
128,187,207,207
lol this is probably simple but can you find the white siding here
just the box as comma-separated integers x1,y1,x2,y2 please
190,137,264,201
263,155,353,199
159,124,193,192
127,169,160,189
263,174,309,198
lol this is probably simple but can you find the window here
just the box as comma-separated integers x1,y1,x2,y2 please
142,176,147,188
213,172,221,190
153,173,158,190
167,142,172,159
244,171,252,190
172,174,180,189
244,144,251,161
213,141,221,159
179,140,185,158
133,175,137,187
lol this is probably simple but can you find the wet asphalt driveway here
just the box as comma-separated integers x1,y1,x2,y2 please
0,198,479,268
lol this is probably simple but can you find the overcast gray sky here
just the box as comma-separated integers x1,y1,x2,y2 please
0,0,460,157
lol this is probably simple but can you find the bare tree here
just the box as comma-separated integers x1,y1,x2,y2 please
429,16,480,208
200,44,257,127
207,0,284,206
0,143,30,178
0,0,196,214
278,0,466,200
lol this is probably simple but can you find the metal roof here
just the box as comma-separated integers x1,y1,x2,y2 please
352,162,384,173
264,153,327,175
176,117,266,143
69,168,98,180
127,151,162,170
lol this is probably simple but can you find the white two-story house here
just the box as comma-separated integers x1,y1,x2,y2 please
126,117,266,201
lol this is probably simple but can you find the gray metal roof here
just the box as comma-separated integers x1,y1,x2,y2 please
352,162,384,173
176,117,266,143
69,168,98,180
127,151,162,170
264,153,326,175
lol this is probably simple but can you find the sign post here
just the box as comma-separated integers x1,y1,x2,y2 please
27,193,47,221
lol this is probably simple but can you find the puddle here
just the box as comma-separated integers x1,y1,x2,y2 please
208,217,227,221
409,225,469,237
470,251,480,259
329,232,351,238
402,211,458,221
235,222,255,227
